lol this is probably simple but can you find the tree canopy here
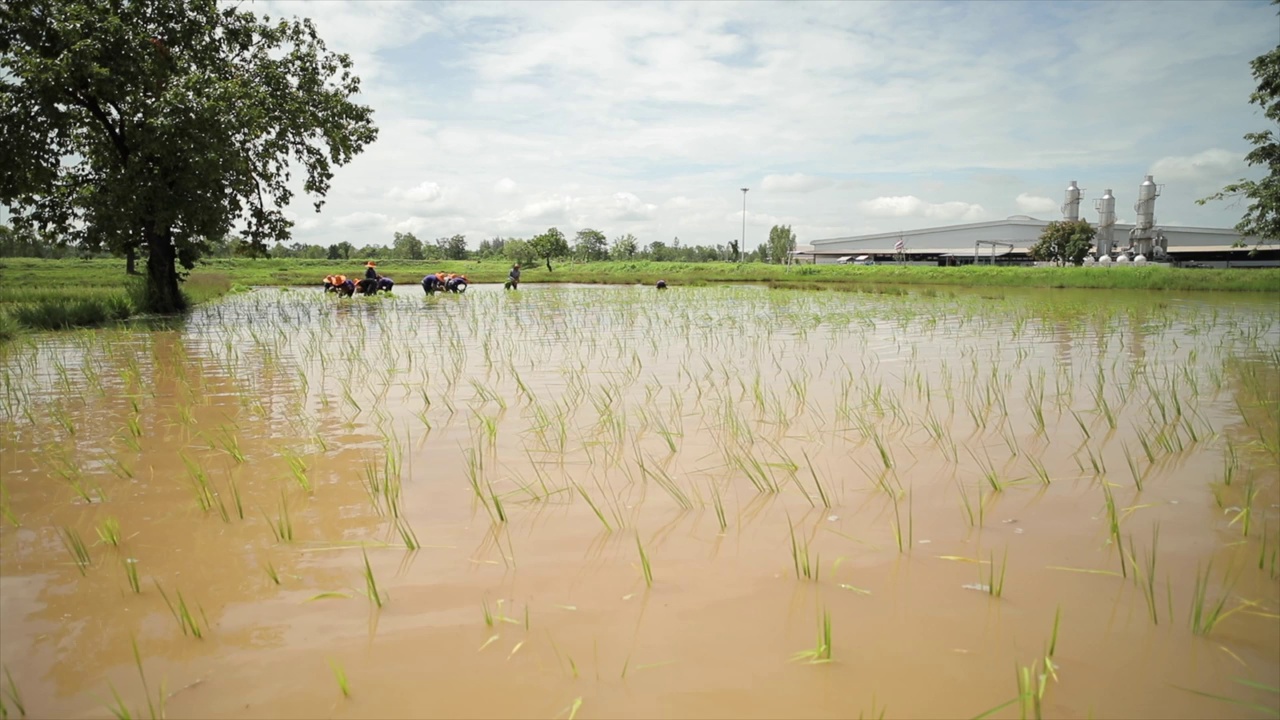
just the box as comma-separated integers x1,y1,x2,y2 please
1029,220,1096,265
0,0,377,311
768,224,796,265
529,227,569,271
1198,22,1280,244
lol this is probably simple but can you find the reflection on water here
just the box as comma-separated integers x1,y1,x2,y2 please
1,284,1277,719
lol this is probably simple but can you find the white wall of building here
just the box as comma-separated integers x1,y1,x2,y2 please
808,217,1262,258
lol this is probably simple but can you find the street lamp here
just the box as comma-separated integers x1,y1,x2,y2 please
740,187,749,264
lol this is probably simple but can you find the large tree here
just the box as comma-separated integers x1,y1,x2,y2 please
392,231,424,260
0,0,377,312
573,228,607,261
610,233,638,260
529,227,568,271
1030,220,1096,266
767,224,796,265
1198,25,1280,244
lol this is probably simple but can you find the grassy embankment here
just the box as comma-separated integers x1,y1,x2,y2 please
2,257,1277,341
0,258,231,340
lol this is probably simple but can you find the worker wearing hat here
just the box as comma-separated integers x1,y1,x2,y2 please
364,261,378,281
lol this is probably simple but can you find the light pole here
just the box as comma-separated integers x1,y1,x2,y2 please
739,188,749,263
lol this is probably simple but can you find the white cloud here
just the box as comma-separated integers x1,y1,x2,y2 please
333,211,390,228
494,178,519,195
761,174,833,193
1015,193,1059,214
388,182,444,204
1149,149,1244,182
857,196,987,222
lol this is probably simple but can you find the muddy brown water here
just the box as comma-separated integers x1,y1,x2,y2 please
1,284,1277,719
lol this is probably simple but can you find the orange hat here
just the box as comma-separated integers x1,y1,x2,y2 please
366,261,376,268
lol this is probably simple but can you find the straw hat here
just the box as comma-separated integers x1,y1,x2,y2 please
366,261,377,268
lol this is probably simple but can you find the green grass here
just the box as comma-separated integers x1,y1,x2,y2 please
4,259,1277,303
0,259,231,337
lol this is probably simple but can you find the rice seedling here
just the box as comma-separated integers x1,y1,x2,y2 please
969,448,1004,492
1173,678,1280,718
1027,455,1050,485
264,561,281,585
788,517,819,581
983,547,1008,598
709,480,727,532
362,550,385,608
284,451,311,492
105,636,165,720
1189,561,1242,636
180,453,217,513
791,608,832,664
330,659,350,698
803,450,832,509
636,533,654,588
1069,409,1091,440
96,517,121,547
2,665,25,718
154,581,206,638
395,518,420,550
59,527,92,575
263,492,294,543
1132,524,1161,624
1222,440,1239,487
1123,444,1145,491
1098,482,1127,578
123,558,141,594
226,478,244,520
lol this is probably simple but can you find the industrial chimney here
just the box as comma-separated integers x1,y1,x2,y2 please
1062,181,1082,221
1095,189,1116,258
1128,175,1163,257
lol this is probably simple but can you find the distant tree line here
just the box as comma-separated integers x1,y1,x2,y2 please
260,225,798,269
0,223,801,267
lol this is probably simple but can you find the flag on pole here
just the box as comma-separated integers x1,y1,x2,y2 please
894,238,905,252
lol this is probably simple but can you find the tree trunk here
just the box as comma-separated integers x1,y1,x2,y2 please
144,228,186,314
126,245,139,275
545,257,553,272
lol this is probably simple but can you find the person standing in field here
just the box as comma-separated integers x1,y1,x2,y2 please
364,261,378,281
506,263,520,290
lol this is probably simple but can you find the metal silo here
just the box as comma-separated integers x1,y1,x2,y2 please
1129,175,1163,257
1062,181,1082,221
1135,175,1159,230
1095,189,1116,258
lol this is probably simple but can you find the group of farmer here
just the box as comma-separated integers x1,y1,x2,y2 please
421,271,471,295
323,262,393,297
322,262,670,296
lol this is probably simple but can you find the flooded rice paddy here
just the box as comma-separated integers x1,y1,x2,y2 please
1,283,1278,719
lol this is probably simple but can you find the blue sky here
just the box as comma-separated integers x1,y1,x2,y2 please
258,0,1277,249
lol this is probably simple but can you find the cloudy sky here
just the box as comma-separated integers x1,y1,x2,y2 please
260,0,1276,250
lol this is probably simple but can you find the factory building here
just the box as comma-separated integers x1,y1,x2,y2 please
796,176,1278,268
